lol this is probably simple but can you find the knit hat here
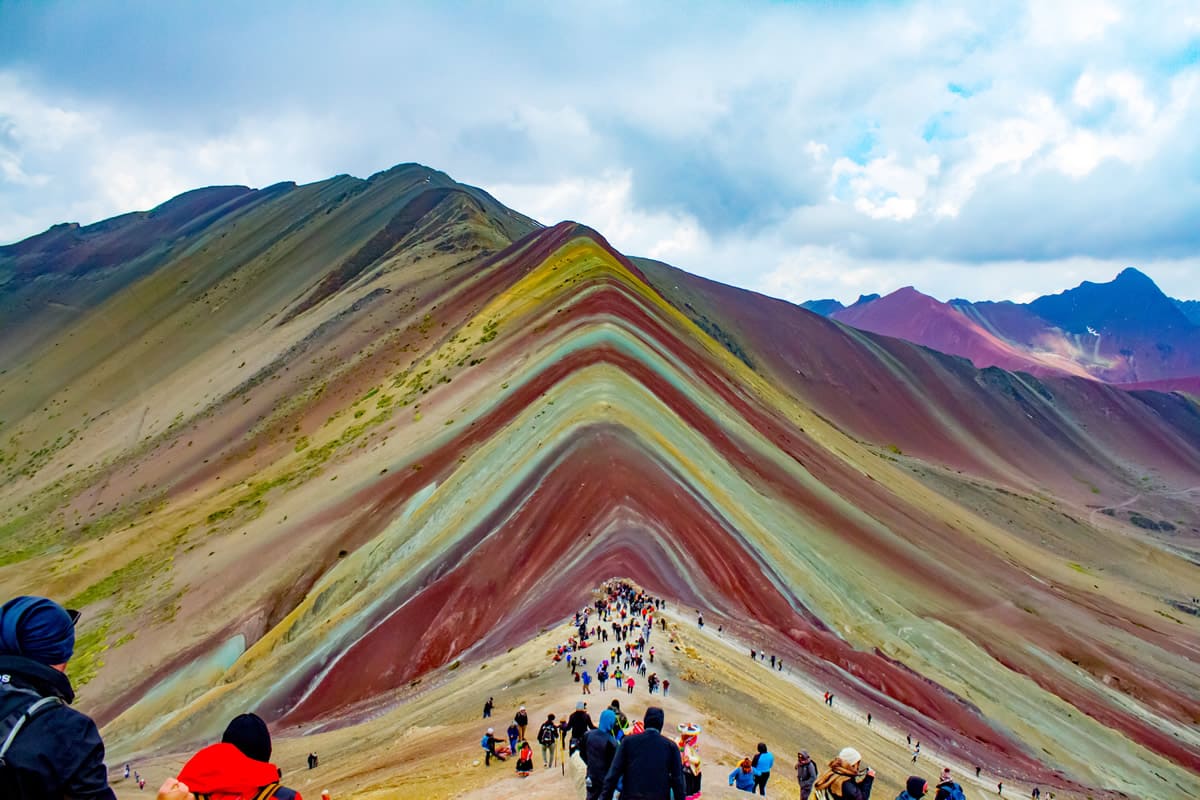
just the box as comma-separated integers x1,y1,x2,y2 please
0,596,77,665
643,706,665,731
576,701,586,709
837,747,862,765
907,776,928,797
486,727,494,734
222,714,272,762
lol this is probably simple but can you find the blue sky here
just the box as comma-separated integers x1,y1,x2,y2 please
1,0,1198,303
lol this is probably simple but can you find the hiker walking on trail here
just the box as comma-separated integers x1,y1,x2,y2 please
814,746,875,800
626,676,635,694
677,722,703,799
582,670,593,693
540,719,561,767
934,768,965,800
662,678,670,696
581,709,619,800
483,697,494,718
307,752,318,769
568,701,595,756
171,712,304,800
515,706,529,740
796,751,819,800
752,742,774,795
730,758,757,792
0,596,116,800
538,714,559,768
507,721,520,756
600,707,687,800
897,776,928,799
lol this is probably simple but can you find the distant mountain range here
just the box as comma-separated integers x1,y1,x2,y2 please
803,268,1200,386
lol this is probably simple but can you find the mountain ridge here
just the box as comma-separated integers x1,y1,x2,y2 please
0,164,1197,799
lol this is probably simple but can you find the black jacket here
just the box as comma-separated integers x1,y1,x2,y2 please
0,655,116,799
568,709,595,740
600,728,686,800
580,728,617,789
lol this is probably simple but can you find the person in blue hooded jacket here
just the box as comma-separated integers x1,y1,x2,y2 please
752,742,775,795
730,758,757,791
580,708,619,800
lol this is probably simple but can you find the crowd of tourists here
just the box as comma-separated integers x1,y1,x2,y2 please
1,588,1043,800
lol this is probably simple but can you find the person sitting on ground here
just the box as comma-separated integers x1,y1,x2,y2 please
158,713,302,800
897,776,928,800
0,596,116,800
515,740,534,777
730,758,757,792
933,768,965,800
814,747,875,800
600,707,687,800
581,709,619,800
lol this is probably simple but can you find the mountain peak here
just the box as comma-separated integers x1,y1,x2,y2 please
1112,266,1157,289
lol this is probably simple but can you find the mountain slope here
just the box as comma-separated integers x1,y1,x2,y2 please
0,168,1197,800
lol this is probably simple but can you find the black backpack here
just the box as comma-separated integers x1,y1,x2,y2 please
538,722,557,745
0,683,65,797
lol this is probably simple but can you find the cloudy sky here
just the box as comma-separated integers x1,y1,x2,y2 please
2,1,1198,303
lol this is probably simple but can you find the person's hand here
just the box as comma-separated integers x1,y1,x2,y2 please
157,778,192,800
866,768,876,778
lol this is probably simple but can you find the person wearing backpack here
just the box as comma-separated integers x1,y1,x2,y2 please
895,776,928,800
0,595,116,800
538,714,559,768
167,713,302,800
796,751,819,800
933,768,965,800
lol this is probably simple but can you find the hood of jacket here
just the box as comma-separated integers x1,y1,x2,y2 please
177,742,282,798
598,708,616,733
0,654,75,703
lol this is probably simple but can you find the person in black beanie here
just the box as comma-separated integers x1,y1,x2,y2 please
600,706,687,800
0,595,116,799
165,712,302,800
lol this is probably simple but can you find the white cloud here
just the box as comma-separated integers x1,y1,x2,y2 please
832,153,940,221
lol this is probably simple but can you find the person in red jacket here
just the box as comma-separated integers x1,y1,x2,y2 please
156,713,302,800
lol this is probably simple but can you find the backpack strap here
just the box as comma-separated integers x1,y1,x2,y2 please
273,788,298,800
252,782,281,800
0,686,63,765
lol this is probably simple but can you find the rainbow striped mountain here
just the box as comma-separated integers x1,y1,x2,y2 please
1,164,1197,800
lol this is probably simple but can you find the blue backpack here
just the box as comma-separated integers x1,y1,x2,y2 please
939,783,966,800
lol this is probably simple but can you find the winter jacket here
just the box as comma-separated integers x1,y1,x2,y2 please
581,710,619,792
177,743,302,800
568,709,596,740
0,654,116,799
796,757,819,788
934,781,963,800
753,751,775,775
729,766,757,790
895,792,923,800
600,728,687,800
814,759,874,800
